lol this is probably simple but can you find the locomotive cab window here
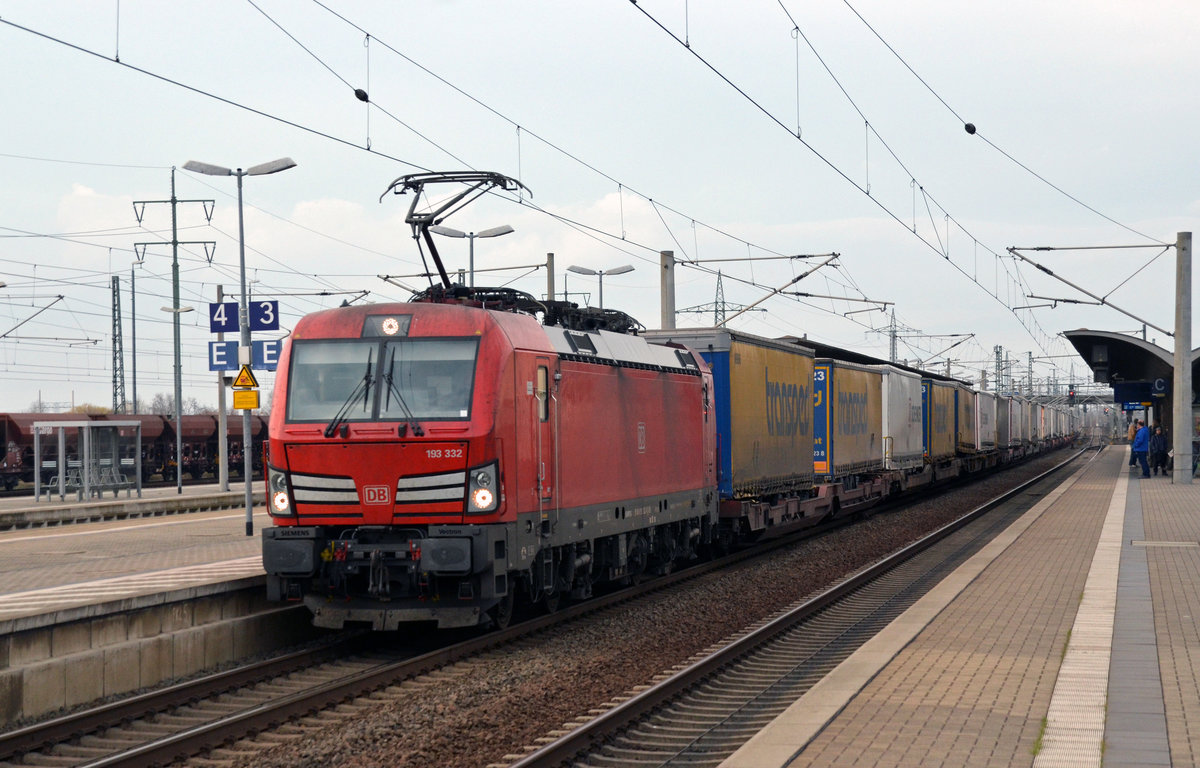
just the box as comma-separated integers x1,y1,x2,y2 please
286,338,479,423
380,338,478,421
286,341,377,423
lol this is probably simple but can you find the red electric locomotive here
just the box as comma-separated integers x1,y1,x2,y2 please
263,172,718,629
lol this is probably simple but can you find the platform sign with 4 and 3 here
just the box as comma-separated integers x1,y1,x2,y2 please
208,300,281,410
208,300,279,333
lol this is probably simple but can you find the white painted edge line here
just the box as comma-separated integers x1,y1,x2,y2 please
1032,450,1127,768
719,455,1099,768
0,510,271,544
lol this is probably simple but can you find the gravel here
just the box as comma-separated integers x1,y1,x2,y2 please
218,451,1073,768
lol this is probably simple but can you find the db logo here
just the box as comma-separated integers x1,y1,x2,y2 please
363,486,390,505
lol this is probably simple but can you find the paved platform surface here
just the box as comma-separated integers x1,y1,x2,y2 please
0,486,268,625
722,445,1200,768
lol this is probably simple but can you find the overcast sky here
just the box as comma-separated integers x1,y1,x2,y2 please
1,1,1197,412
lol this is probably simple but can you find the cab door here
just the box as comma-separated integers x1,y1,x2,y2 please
534,357,557,531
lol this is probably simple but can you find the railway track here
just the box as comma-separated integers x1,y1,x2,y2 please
0,508,829,767
502,444,1095,768
0,447,1090,767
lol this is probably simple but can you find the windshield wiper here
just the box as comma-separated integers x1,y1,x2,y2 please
324,350,374,438
384,348,424,437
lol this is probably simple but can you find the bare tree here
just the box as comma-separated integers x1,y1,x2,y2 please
148,393,174,415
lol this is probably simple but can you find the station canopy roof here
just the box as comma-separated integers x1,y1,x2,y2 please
1062,329,1200,386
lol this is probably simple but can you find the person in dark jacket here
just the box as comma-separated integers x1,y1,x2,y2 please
1132,421,1151,478
1150,427,1169,476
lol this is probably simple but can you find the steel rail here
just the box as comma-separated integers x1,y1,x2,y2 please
507,443,1098,768
2,444,1092,766
0,623,364,762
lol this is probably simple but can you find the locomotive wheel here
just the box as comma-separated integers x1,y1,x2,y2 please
542,589,564,614
625,535,649,586
489,591,515,630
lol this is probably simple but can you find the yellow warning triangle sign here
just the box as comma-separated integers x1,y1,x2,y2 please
232,365,259,389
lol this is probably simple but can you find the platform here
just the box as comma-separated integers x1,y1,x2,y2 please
721,445,1200,768
0,498,268,626
0,502,302,726
0,481,264,530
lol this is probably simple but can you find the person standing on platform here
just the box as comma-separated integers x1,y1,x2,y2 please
1127,420,1139,466
1150,426,1169,476
1132,420,1151,478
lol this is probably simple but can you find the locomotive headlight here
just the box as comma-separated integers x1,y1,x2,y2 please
467,462,499,513
267,466,294,516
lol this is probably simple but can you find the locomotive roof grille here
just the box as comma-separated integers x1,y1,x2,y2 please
548,326,702,376
557,352,701,376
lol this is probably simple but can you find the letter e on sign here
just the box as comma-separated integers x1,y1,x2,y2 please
252,339,281,371
208,340,239,371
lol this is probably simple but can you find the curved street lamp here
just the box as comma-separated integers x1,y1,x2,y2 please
183,157,296,536
428,224,515,287
566,264,634,310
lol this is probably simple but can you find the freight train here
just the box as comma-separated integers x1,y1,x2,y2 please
261,302,1076,630
260,171,1077,631
0,412,268,490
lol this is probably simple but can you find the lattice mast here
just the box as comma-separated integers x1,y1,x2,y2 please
112,275,126,414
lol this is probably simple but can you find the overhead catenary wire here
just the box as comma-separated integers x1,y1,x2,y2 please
625,1,1061,358
0,6,1099,394
836,0,1163,246
306,0,893,312
0,8,927,350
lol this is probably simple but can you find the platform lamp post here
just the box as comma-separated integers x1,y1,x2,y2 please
566,264,634,310
427,224,514,287
130,259,143,415
183,157,296,537
160,305,194,494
